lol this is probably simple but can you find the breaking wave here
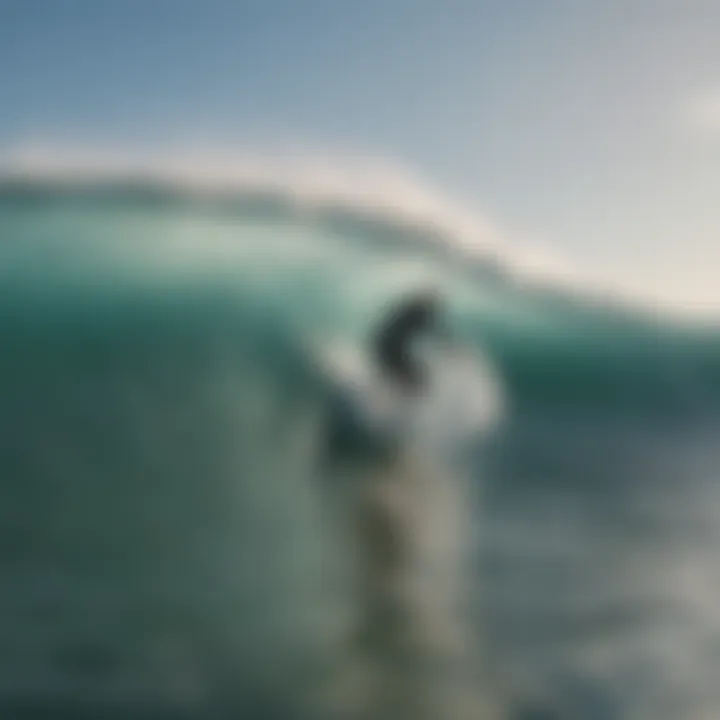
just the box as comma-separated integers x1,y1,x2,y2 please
2,156,720,719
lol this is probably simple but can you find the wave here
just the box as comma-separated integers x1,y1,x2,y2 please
1,158,719,418
2,147,716,318
2,151,720,718
0,145,673,302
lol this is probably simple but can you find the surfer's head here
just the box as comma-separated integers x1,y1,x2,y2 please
403,285,443,314
372,287,447,395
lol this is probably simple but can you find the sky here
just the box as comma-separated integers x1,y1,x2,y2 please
2,0,720,313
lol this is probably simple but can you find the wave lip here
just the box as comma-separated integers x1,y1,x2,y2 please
5,143,719,326
0,145,601,291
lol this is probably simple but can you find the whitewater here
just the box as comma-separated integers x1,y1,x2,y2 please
2,156,720,720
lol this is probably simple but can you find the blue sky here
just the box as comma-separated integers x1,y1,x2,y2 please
2,0,720,311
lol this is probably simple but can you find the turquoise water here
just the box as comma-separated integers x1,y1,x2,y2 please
2,178,720,719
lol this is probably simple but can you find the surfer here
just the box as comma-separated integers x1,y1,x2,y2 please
314,290,485,720
317,288,451,472
371,289,448,396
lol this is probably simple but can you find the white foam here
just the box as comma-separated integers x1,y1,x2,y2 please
2,141,716,323
0,143,594,288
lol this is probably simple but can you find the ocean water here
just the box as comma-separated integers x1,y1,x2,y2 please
2,172,720,719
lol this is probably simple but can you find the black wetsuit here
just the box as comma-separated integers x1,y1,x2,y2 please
372,293,441,394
